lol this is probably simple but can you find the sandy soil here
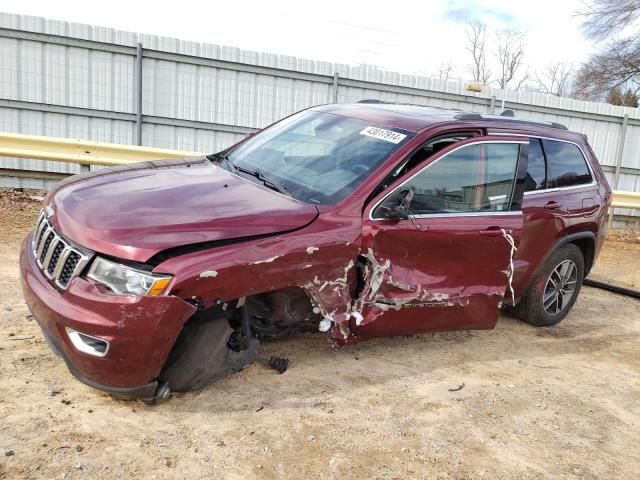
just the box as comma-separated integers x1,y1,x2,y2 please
0,189,639,479
589,227,640,289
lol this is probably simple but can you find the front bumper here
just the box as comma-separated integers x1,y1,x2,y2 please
19,233,196,400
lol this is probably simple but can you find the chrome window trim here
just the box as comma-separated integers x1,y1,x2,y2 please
487,132,598,193
409,211,522,219
369,140,527,221
523,183,596,196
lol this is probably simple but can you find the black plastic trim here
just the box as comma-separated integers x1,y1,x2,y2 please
454,112,568,130
530,231,597,285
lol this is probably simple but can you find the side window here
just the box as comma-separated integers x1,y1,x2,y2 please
379,142,520,216
543,139,592,188
374,133,476,196
525,139,546,191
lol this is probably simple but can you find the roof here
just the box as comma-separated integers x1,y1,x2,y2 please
312,103,460,132
311,101,576,139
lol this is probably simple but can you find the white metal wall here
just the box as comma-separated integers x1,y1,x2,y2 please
1,11,639,217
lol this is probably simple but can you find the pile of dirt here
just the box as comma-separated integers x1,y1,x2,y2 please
608,226,640,244
0,188,45,239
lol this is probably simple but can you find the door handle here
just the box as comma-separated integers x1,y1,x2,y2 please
479,228,503,237
544,201,563,210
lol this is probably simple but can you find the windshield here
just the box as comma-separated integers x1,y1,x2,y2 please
224,111,413,204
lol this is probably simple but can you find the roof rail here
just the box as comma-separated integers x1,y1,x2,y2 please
357,99,392,104
454,112,568,130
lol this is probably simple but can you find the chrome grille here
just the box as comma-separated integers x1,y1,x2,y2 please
32,213,92,289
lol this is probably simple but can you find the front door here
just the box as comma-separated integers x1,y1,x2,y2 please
353,136,528,339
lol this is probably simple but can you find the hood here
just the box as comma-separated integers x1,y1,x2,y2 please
48,159,318,263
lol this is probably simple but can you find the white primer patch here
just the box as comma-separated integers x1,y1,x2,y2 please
249,255,280,265
306,246,319,254
199,270,218,278
318,316,333,332
360,126,407,144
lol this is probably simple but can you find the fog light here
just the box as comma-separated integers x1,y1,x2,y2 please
65,327,109,357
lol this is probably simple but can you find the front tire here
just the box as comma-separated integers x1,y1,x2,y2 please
159,309,261,392
514,243,584,327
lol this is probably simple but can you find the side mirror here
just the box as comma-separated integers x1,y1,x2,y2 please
377,188,414,220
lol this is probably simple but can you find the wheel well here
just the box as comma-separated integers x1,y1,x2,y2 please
569,237,595,274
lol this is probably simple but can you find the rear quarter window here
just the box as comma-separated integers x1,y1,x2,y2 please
543,139,592,188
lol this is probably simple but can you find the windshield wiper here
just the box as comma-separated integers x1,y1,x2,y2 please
207,153,238,174
237,167,290,196
208,154,289,197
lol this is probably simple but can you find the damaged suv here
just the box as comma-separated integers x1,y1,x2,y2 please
20,102,611,402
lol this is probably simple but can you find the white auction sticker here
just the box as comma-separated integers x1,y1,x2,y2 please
360,126,407,144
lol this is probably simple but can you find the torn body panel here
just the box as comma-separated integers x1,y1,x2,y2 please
158,205,522,348
351,213,523,340
156,217,363,324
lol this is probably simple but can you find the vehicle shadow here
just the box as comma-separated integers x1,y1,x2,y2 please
157,289,634,414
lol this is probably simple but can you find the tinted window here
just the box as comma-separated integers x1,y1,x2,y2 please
543,140,592,188
525,139,546,191
378,143,520,215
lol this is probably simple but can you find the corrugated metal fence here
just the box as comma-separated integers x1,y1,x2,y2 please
1,12,639,222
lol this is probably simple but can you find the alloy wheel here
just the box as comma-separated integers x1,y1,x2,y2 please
543,259,578,316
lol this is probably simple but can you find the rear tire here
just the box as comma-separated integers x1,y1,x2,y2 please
513,243,584,327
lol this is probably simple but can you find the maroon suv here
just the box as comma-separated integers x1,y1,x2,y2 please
20,102,612,402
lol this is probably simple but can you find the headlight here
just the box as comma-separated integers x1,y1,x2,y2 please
87,257,172,296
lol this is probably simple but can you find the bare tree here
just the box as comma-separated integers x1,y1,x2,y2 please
536,63,576,97
465,22,491,84
493,29,526,90
438,62,454,82
575,0,640,97
580,0,640,40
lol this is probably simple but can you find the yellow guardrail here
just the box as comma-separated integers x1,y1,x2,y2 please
0,131,639,209
0,131,202,167
611,190,640,210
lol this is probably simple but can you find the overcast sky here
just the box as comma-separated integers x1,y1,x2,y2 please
2,0,596,82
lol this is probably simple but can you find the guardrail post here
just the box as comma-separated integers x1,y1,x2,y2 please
135,42,143,146
333,72,339,103
608,113,629,230
490,95,496,115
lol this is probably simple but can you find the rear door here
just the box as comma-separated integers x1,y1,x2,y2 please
353,136,528,339
512,137,600,293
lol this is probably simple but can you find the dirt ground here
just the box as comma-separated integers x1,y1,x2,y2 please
0,189,639,480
